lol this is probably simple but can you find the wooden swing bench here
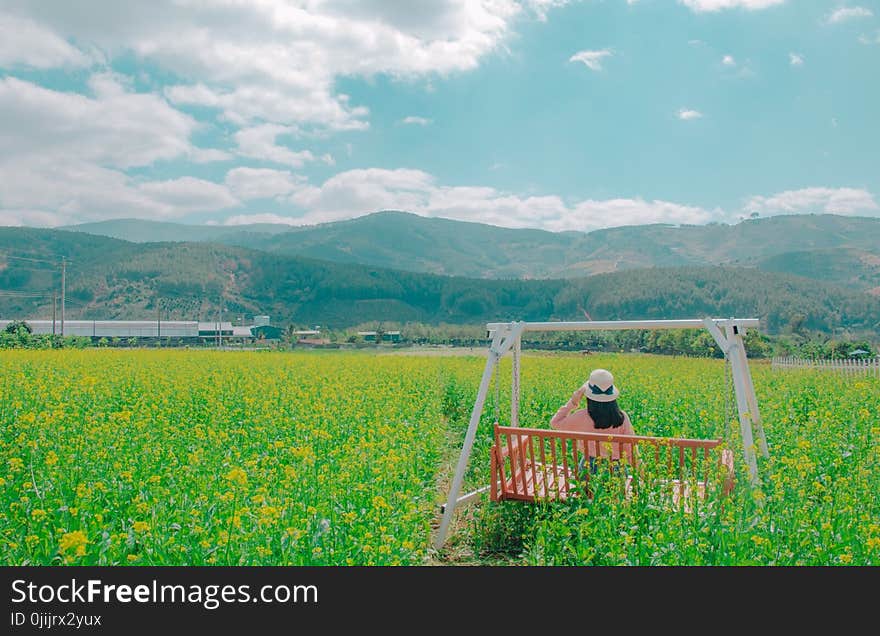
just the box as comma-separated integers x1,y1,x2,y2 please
490,424,735,510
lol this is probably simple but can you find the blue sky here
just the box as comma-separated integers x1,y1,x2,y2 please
0,0,878,232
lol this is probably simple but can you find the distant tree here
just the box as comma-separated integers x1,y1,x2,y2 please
3,320,31,335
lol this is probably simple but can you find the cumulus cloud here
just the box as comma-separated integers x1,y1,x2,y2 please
722,55,736,66
262,167,720,231
137,177,239,213
1,0,535,131
0,75,199,169
0,158,238,226
0,12,93,68
0,208,67,228
789,52,804,66
678,109,703,120
0,74,241,226
225,168,304,201
826,6,873,24
569,49,612,71
233,124,325,168
745,187,879,215
678,0,785,11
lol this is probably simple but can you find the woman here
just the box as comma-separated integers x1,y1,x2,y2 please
550,368,635,473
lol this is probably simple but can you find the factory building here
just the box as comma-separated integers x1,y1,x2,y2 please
0,317,270,344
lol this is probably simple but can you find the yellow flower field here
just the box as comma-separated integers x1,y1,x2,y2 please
0,349,876,565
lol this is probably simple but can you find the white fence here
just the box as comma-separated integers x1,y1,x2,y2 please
771,356,880,377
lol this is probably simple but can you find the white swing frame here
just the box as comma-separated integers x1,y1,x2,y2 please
433,317,769,550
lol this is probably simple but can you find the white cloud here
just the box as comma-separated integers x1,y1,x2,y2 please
570,198,715,229
789,52,804,66
233,124,321,168
222,213,301,226
401,116,433,126
826,6,873,24
0,12,93,68
2,0,531,131
0,74,243,226
569,49,612,71
0,75,200,169
526,0,572,21
225,168,304,201
268,167,720,231
679,0,785,11
137,177,239,213
678,109,703,120
0,208,66,227
722,55,736,66
745,187,879,215
0,157,238,224
189,148,234,164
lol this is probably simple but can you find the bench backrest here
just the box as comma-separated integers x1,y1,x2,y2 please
491,424,734,502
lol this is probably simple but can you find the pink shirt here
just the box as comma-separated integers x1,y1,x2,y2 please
550,396,635,460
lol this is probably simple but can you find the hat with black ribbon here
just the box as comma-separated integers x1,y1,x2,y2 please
582,368,620,403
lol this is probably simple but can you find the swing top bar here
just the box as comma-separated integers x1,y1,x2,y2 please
486,318,760,334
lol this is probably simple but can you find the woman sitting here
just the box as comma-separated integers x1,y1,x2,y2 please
550,368,635,475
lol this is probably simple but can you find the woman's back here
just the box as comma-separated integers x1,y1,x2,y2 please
555,409,635,460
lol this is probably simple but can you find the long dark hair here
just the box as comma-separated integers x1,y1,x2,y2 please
587,399,625,430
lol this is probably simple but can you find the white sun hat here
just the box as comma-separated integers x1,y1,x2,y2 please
582,368,620,403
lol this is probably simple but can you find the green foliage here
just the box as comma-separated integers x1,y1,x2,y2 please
3,320,32,335
468,502,538,558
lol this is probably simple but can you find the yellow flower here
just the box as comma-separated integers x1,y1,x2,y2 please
225,467,248,488
132,521,150,533
45,451,58,466
59,531,88,557
31,509,47,521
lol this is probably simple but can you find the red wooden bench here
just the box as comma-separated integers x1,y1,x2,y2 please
490,424,735,511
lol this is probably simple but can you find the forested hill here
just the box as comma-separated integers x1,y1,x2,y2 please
2,227,878,334
61,212,880,288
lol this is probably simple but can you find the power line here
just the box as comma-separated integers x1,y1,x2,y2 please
0,289,53,297
0,264,59,273
0,253,66,265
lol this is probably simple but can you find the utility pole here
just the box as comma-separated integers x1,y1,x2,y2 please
60,256,66,337
157,297,161,347
52,295,57,335
219,297,224,348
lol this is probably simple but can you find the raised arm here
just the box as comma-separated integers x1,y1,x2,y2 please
550,386,587,430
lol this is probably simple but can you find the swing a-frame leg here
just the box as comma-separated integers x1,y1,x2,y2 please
433,322,525,550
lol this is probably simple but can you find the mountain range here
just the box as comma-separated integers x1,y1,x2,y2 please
62,212,880,293
0,212,877,335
